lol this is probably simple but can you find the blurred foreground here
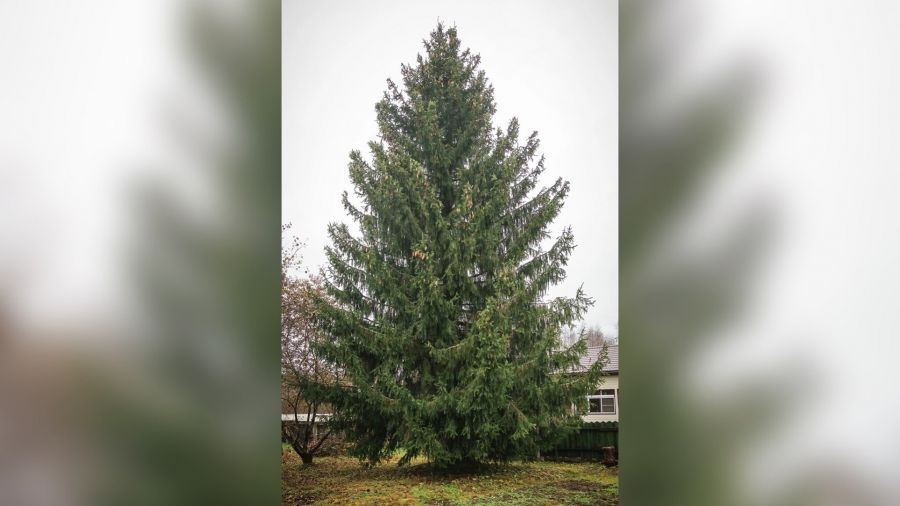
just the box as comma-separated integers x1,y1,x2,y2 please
622,1,900,505
0,1,280,504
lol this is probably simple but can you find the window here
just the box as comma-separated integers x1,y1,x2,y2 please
587,389,616,414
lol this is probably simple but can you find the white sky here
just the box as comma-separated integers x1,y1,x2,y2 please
283,0,619,331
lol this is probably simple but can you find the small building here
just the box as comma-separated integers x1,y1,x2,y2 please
577,344,619,423
281,412,332,441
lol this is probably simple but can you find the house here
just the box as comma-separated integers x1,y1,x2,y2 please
577,344,619,423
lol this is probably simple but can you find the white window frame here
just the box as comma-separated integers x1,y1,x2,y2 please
586,388,617,415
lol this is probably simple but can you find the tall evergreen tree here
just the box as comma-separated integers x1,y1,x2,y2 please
316,24,604,468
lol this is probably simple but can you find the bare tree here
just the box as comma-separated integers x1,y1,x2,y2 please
281,227,341,465
561,324,618,348
583,326,607,347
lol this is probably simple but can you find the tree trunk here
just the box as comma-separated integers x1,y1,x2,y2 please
299,452,314,465
601,446,617,467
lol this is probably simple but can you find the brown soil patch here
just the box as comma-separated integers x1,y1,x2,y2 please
556,479,600,492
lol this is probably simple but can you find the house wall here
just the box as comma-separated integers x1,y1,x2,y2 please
581,374,619,423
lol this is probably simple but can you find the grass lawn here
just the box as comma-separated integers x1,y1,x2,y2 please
282,446,618,505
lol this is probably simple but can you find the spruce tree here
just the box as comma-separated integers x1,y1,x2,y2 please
316,24,604,468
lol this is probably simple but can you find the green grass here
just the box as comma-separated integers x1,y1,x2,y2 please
282,448,618,505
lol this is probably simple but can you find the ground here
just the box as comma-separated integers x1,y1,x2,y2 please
282,446,618,505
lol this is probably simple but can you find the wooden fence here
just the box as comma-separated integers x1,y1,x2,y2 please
545,421,618,460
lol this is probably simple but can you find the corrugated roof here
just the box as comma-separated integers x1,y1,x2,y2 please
578,344,618,373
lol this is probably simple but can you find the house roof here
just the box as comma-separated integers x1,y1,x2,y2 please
578,344,618,373
281,413,332,422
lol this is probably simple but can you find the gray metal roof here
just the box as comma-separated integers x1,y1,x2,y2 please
578,344,618,373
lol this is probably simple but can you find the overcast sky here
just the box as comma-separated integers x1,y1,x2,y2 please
283,0,618,332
